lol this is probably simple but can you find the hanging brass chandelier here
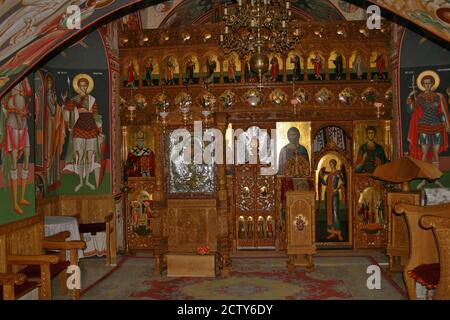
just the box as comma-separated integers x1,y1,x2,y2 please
220,0,300,86
220,0,300,58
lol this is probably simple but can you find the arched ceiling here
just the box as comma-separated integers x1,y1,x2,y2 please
0,0,148,98
0,0,449,98
370,0,450,42
156,0,345,28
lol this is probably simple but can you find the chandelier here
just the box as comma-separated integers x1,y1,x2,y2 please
220,0,300,62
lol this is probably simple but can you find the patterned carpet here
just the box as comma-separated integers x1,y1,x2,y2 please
77,255,407,300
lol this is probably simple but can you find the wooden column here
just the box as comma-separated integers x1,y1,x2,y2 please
152,123,168,275
367,54,372,80
219,57,224,84
303,56,308,81
282,55,287,82
200,59,205,85
215,112,230,277
154,124,164,202
158,59,162,86
345,56,351,80
241,59,246,83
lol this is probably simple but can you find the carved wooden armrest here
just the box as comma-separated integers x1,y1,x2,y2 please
395,203,450,217
44,231,71,242
42,240,86,266
42,240,86,251
421,215,450,229
7,254,59,265
0,273,26,285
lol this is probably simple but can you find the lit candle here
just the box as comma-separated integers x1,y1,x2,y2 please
286,1,290,9
224,7,227,15
220,34,224,42
282,20,286,28
225,26,229,34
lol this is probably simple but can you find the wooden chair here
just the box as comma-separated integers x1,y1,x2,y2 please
7,231,86,300
0,273,34,300
78,213,114,266
394,203,450,299
420,215,450,300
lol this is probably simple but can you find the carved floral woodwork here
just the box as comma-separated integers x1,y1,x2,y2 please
120,20,391,127
126,177,156,251
234,165,276,248
353,176,388,249
167,199,217,253
286,191,316,272
118,18,393,252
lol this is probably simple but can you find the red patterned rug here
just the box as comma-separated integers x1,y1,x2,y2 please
80,256,406,300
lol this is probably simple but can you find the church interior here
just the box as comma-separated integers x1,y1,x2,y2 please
0,0,450,302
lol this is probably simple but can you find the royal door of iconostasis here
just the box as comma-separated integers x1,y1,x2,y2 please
231,125,277,250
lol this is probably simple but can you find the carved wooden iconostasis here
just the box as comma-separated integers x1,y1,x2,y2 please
119,18,393,255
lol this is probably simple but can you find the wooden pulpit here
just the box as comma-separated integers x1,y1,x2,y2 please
286,191,316,272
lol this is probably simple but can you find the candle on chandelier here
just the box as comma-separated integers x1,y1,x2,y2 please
238,0,242,6
286,1,290,9
282,20,286,28
220,34,224,42
224,6,228,15
225,26,229,34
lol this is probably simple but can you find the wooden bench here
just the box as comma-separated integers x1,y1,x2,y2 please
0,273,36,300
78,213,114,266
7,231,85,300
394,203,450,299
420,215,450,300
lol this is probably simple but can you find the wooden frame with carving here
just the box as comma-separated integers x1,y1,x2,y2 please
353,120,391,248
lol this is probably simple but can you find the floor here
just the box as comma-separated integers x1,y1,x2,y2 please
52,249,407,300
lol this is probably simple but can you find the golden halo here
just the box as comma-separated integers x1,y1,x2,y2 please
73,74,94,95
417,70,440,91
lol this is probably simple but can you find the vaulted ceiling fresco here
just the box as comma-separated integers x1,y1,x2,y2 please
371,0,450,42
0,0,448,98
0,0,146,98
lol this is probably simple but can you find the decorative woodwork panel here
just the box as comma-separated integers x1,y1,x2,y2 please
236,175,255,212
167,199,217,253
234,165,276,248
353,176,388,249
256,175,275,211
286,191,316,271
126,177,156,251
0,222,42,273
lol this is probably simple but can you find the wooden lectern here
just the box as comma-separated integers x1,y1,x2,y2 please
286,191,316,272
